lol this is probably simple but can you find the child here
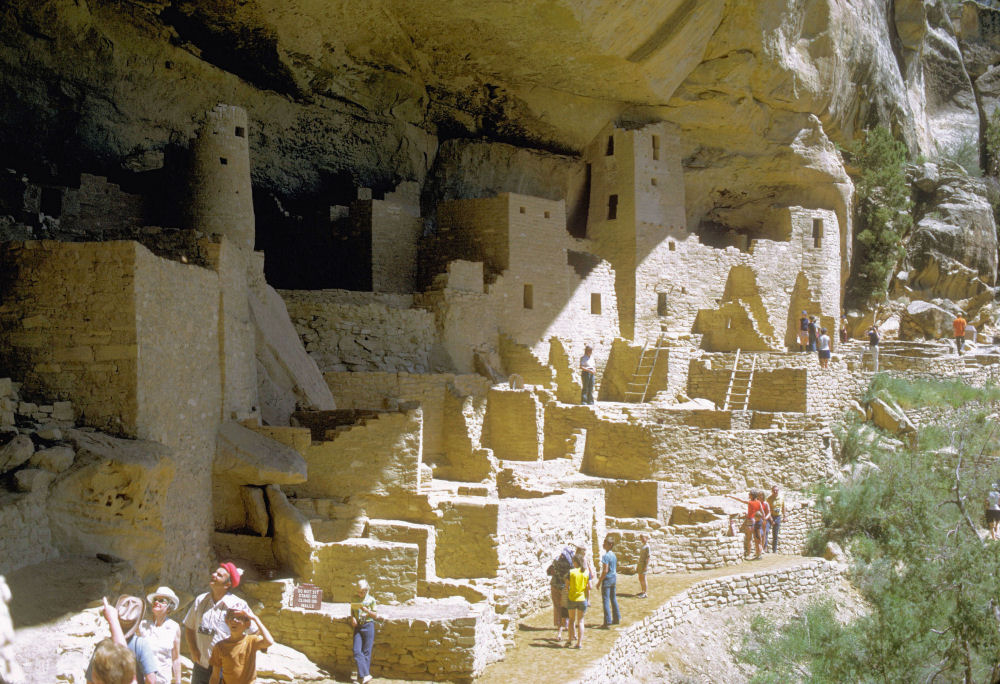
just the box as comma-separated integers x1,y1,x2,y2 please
566,555,589,649
637,534,650,598
350,579,377,684
209,609,273,683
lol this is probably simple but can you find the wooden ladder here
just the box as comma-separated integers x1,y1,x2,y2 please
723,350,756,411
624,324,668,403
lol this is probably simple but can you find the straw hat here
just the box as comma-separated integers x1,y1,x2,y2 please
146,586,180,613
115,595,145,641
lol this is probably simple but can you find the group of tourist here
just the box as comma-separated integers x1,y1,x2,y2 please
797,311,833,368
86,561,379,684
546,535,650,647
727,485,785,560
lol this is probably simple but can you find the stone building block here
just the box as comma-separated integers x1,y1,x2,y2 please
241,486,270,536
435,498,500,579
13,467,54,493
482,388,543,461
211,531,276,573
368,519,437,580
311,538,418,604
287,407,423,499
29,445,75,473
601,479,671,522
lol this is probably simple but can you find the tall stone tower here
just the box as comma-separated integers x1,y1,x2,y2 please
185,104,255,250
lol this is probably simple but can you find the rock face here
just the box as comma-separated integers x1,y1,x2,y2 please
900,300,957,340
907,165,998,301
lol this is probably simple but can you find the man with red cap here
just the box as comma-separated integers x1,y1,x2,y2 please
183,562,255,684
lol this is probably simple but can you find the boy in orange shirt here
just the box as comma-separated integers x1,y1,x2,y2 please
209,609,274,684
954,314,967,355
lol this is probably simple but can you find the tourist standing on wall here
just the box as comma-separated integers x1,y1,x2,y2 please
839,315,848,344
580,345,597,405
817,327,831,369
636,535,650,599
767,486,785,553
546,546,573,639
183,563,255,684
597,536,620,627
139,587,182,684
987,484,1000,541
953,313,967,355
565,555,590,649
798,310,810,352
350,579,377,684
867,326,880,372
807,316,818,352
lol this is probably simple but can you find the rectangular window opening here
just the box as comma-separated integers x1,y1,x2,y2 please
40,187,62,217
651,177,657,186
219,157,228,165
607,194,618,220
812,218,823,248
652,135,660,161
657,293,668,317
523,284,534,310
544,211,551,219
235,126,246,138
519,206,526,214
606,135,615,156
591,293,602,315
668,241,676,251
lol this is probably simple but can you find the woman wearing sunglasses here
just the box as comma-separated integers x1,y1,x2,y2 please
139,587,182,684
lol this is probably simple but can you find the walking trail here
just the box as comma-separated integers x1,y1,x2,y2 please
476,553,809,683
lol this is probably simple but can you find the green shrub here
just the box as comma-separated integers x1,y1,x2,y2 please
846,126,913,304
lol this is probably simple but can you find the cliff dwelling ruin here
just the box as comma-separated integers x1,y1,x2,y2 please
4,1,1000,682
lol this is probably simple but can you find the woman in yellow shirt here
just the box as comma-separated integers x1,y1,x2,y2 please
565,555,590,649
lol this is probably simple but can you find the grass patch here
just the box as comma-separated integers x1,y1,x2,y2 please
863,374,1000,409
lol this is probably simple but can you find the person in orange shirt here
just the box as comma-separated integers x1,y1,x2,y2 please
953,314,967,355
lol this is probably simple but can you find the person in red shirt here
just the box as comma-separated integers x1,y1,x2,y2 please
728,490,763,559
953,314,967,355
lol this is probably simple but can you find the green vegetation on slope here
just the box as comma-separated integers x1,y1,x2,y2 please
847,127,913,305
737,377,1000,684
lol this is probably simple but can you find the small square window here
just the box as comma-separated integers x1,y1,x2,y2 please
544,211,550,219
219,157,228,165
523,284,534,309
591,293,602,315
235,126,246,138
651,178,657,186
519,206,526,214
668,241,675,251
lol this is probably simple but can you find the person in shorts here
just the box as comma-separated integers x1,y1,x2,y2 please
797,310,809,351
817,327,832,368
565,555,590,649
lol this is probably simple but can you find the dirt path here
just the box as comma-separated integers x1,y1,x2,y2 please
476,554,810,684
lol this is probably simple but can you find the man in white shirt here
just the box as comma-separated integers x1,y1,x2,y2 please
183,562,255,684
580,345,596,405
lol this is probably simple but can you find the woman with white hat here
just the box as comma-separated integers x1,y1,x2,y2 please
139,587,181,684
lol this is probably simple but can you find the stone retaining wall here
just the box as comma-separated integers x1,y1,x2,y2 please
578,558,845,682
243,580,505,681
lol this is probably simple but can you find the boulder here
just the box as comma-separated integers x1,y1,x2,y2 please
869,397,917,436
13,468,54,493
241,486,270,537
899,300,955,340
823,540,848,564
29,446,75,473
0,435,34,474
215,422,307,486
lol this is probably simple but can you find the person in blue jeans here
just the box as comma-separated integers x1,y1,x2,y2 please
598,536,620,627
350,579,377,684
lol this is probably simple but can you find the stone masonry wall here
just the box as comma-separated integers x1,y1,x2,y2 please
580,559,845,682
243,580,504,681
0,490,57,575
611,501,823,573
494,489,606,620
324,371,490,461
582,421,836,494
281,290,437,372
286,406,423,499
